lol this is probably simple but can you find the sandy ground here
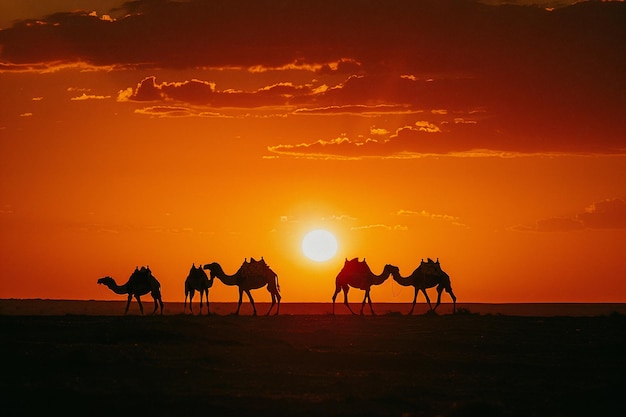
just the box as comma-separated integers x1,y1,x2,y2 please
1,300,625,416
2,299,626,316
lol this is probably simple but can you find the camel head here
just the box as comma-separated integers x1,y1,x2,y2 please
382,264,400,280
97,276,115,286
385,264,400,276
203,262,220,277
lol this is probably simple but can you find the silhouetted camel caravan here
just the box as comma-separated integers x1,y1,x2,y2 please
332,258,399,315
204,257,281,316
96,256,456,316
97,266,164,315
391,258,457,314
184,263,214,315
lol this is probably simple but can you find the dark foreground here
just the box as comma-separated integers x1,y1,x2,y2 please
2,313,624,417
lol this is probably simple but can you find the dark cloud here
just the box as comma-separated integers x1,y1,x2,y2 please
576,199,626,230
2,0,624,154
2,1,623,75
513,198,626,232
120,76,313,108
267,117,575,158
121,73,476,111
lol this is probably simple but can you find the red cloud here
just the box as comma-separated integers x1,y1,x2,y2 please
6,1,620,155
513,199,626,232
120,76,316,108
577,199,626,230
122,77,216,104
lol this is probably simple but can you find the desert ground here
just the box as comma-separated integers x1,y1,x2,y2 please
1,300,625,417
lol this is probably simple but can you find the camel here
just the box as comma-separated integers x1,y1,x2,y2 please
97,266,164,315
391,258,457,314
203,257,281,316
184,263,214,315
332,258,398,315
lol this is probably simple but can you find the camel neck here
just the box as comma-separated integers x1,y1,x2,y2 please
391,271,413,287
216,274,238,286
372,267,391,286
212,264,239,286
109,280,129,294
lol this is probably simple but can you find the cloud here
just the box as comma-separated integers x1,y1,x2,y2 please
70,93,110,101
119,76,313,108
293,104,416,116
397,209,460,222
133,106,231,118
351,224,408,232
577,199,626,229
396,209,467,228
370,127,390,136
249,58,362,75
119,74,449,112
513,198,626,232
267,120,496,158
2,0,623,154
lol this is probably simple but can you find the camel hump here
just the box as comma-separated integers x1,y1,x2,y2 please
136,265,153,277
241,257,274,277
416,258,445,276
345,257,363,266
342,257,371,274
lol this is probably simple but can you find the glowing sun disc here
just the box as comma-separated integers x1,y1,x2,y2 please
302,229,338,262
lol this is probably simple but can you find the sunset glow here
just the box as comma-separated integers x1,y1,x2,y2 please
0,0,624,304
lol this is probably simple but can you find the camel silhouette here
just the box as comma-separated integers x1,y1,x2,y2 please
184,263,214,315
391,258,457,314
203,257,281,316
332,258,398,315
97,266,164,315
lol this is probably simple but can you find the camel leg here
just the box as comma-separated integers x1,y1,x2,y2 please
266,292,276,316
360,291,367,315
151,290,162,315
332,285,341,315
135,295,144,315
205,289,211,315
343,287,356,315
235,288,244,315
422,288,432,310
449,287,457,313
367,290,376,315
408,287,418,315
434,287,443,311
436,286,457,313
266,287,280,316
151,296,159,315
246,289,257,316
187,290,194,314
125,294,132,315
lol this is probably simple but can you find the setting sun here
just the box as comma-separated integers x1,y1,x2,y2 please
302,229,338,262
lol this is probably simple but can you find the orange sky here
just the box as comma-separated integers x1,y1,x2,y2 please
0,0,625,304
